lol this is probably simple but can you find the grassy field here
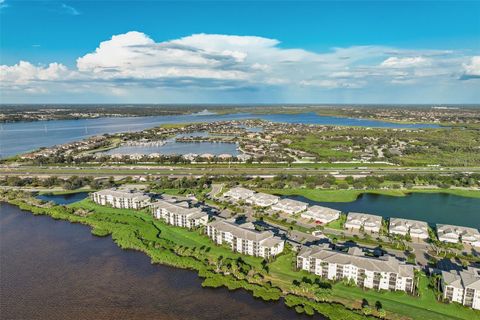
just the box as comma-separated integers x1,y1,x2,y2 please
260,188,480,202
288,134,355,160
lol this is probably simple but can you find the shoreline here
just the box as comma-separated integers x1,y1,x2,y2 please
1,191,479,320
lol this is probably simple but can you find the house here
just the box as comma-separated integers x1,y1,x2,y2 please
91,188,151,209
441,267,480,310
246,192,279,207
206,219,284,258
389,218,429,240
222,187,255,202
301,205,341,224
297,245,415,293
151,200,208,229
436,224,480,246
182,153,198,161
218,153,233,160
271,198,308,215
236,154,252,162
345,212,383,233
200,153,214,159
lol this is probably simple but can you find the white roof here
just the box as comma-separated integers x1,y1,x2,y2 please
152,200,207,220
437,224,480,238
208,220,283,247
390,218,428,230
273,198,308,210
347,212,382,225
94,188,150,201
305,205,341,218
299,245,414,277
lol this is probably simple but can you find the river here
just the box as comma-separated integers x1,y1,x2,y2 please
0,112,439,158
0,203,322,320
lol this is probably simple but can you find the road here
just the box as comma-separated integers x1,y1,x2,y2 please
1,164,480,178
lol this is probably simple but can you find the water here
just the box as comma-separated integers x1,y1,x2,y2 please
36,192,89,205
288,192,480,228
0,112,439,158
0,202,320,320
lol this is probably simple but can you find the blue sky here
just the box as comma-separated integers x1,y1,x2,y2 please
1,0,479,104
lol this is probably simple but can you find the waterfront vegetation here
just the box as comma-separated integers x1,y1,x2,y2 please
2,190,479,320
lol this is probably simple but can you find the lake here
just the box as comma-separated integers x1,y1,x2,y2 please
289,192,480,228
0,112,439,158
36,192,89,205
0,202,320,320
106,141,240,156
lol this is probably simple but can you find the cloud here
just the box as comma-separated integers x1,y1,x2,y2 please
0,31,478,102
381,56,430,68
0,0,9,10
461,56,480,79
0,61,71,85
61,3,81,16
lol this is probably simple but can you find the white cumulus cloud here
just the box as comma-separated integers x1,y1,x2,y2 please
0,61,71,85
0,31,478,101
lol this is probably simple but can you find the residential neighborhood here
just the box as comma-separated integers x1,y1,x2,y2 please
84,183,480,312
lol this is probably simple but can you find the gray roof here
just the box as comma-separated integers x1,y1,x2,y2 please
304,205,341,218
273,198,308,210
249,192,279,202
208,220,282,246
346,212,382,226
437,224,480,238
298,245,414,277
152,200,207,219
223,187,255,199
94,188,150,201
390,218,428,231
307,206,341,215
443,267,480,290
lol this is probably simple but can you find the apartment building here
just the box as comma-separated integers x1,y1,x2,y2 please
297,245,415,293
245,192,279,207
223,187,255,202
151,199,208,229
91,188,151,209
389,218,429,240
206,219,284,259
436,224,480,247
271,198,308,215
301,205,341,224
345,212,383,233
442,267,480,310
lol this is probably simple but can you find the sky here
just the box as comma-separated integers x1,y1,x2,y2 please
0,0,479,104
